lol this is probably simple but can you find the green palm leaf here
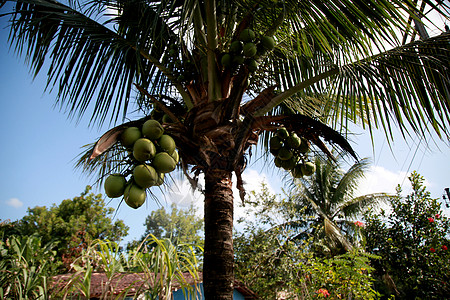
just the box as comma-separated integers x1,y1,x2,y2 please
333,33,450,139
4,0,190,125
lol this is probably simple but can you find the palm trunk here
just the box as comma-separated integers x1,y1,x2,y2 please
203,169,234,299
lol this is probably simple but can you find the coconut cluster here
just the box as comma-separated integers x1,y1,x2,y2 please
104,119,179,209
221,28,275,73
269,127,316,178
166,44,196,83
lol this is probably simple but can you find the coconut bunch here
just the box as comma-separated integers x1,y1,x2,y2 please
221,28,275,73
269,127,316,179
165,44,196,83
150,108,174,125
103,119,179,209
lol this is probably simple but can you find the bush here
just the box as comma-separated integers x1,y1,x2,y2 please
364,171,450,299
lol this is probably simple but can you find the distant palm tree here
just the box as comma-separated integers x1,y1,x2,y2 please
2,0,450,298
289,156,390,255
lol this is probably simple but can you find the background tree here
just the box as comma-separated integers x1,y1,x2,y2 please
128,203,203,250
0,186,129,271
364,171,450,299
3,0,450,298
286,155,390,255
234,184,379,299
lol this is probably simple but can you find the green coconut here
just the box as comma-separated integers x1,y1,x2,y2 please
269,136,283,151
124,184,146,209
170,150,179,164
133,164,158,188
239,29,256,42
121,127,142,148
230,41,243,53
169,48,177,57
257,44,268,56
221,53,232,68
133,138,156,162
158,135,176,155
142,119,164,140
150,109,164,122
243,43,257,57
277,147,293,161
301,162,316,176
287,133,301,149
260,36,275,50
104,174,127,198
162,114,173,124
269,147,279,156
177,74,185,82
276,127,289,140
153,152,177,173
247,59,258,72
274,157,282,168
232,55,245,65
298,137,310,153
155,172,165,186
291,164,304,178
281,157,296,171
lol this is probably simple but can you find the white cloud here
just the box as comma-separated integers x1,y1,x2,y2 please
356,166,433,197
164,168,274,221
166,176,204,209
232,169,274,224
356,166,406,196
6,198,23,208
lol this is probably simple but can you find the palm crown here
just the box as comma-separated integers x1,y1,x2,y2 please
288,156,391,255
3,0,450,297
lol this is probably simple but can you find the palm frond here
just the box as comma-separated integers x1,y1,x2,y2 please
332,32,450,140
323,217,353,251
252,114,358,160
331,157,371,205
3,0,188,126
339,193,392,218
75,141,130,185
295,189,354,251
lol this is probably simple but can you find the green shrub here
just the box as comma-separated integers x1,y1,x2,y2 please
364,171,450,299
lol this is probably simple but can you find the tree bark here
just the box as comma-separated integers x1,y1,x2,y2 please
203,169,234,299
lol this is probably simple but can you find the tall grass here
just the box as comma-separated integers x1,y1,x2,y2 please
51,235,202,299
0,235,57,299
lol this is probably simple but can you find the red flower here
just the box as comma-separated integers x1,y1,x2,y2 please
354,221,365,227
435,214,440,219
442,245,448,251
430,247,436,253
316,288,330,297
428,217,434,223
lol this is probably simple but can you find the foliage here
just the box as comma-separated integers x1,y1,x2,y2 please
128,203,203,250
364,171,450,299
234,184,379,299
0,186,129,271
52,236,202,300
0,235,57,300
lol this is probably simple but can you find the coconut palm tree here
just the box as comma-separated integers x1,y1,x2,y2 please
287,155,391,256
2,0,450,298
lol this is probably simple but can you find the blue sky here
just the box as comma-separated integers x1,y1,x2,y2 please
1,8,449,246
